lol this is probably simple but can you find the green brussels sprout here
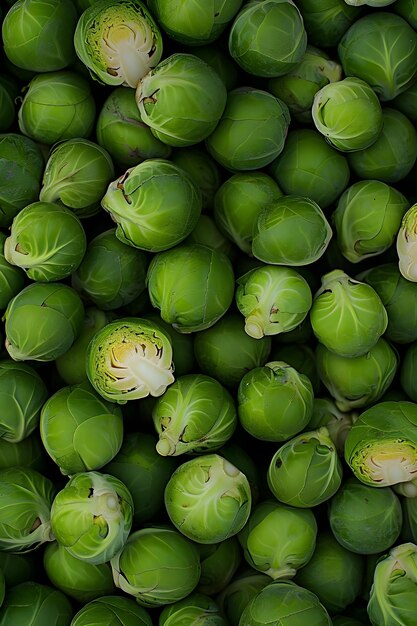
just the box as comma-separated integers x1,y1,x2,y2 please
368,542,417,626
339,12,417,102
2,0,77,72
268,45,342,123
0,133,44,228
0,552,36,588
0,360,48,443
218,570,271,626
269,129,350,209
71,596,152,626
18,71,96,145
51,471,133,564
152,374,237,456
4,201,87,282
237,361,314,442
333,180,409,264
348,108,417,183
136,53,227,147
164,454,252,543
238,500,317,579
148,0,243,45
239,580,332,625
294,533,365,614
400,341,417,401
236,265,312,339
0,582,73,626
344,401,417,487
43,541,115,603
268,427,343,508
229,0,306,77
159,593,226,625
206,87,291,171
185,214,235,258
96,86,171,169
312,77,383,152
39,138,115,219
0,232,25,311
171,147,221,211
111,525,201,606
74,0,163,88
391,80,417,122
191,44,240,91
0,434,46,473
293,0,362,48
0,467,55,552
86,317,175,403
40,382,124,475
310,270,388,357
71,229,148,310
4,282,84,362
146,243,234,333
197,537,242,596
397,203,417,282
329,477,402,554
102,159,201,252
0,75,18,132
252,195,332,266
394,0,417,27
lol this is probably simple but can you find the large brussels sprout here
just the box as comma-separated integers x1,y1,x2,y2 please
0,582,73,626
136,53,227,147
159,592,227,625
197,537,242,596
397,203,417,282
74,0,163,87
71,595,152,626
294,0,362,48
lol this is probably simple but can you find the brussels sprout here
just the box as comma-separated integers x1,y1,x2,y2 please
0,133,44,228
192,44,240,91
18,71,96,145
206,87,290,171
146,243,234,333
86,317,175,403
237,361,314,442
4,282,84,362
270,129,350,209
294,0,362,48
185,214,235,258
2,0,77,72
111,525,201,606
236,265,312,339
0,582,73,626
0,467,55,552
312,77,383,152
345,401,417,487
338,12,417,101
148,0,242,45
394,0,417,28
152,374,236,456
51,471,133,564
218,570,271,626
43,541,115,603
102,159,202,252
397,203,417,282
310,270,388,357
72,229,148,310
0,75,18,132
136,53,227,147
252,195,332,266
160,592,227,625
329,477,402,554
170,147,221,211
165,454,252,543
197,537,242,595
400,341,417,402
74,0,163,87
71,595,152,626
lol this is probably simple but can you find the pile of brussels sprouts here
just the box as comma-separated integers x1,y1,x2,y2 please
1,0,417,624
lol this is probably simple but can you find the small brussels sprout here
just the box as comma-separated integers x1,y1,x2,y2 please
329,477,402,554
338,12,417,101
205,87,290,171
197,537,242,596
71,596,152,626
344,401,417,487
217,570,271,625
268,427,343,508
237,361,314,442
111,526,201,606
0,582,73,626
164,454,252,543
152,374,237,456
4,282,84,362
136,53,227,147
2,0,77,72
236,265,312,339
0,75,18,132
18,71,96,145
86,317,175,403
50,471,133,564
43,541,115,603
397,203,417,281
171,147,221,211
270,129,350,209
310,270,388,357
0,467,55,552
146,244,234,333
292,0,362,48
0,360,48,443
312,77,383,152
252,195,332,266
102,159,202,252
159,592,227,625
74,0,163,87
